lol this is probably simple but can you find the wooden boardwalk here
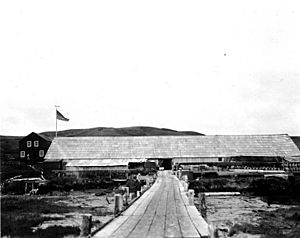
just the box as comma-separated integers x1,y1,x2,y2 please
94,171,209,238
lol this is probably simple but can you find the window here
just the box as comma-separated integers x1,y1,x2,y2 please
218,157,223,162
39,150,44,157
27,141,32,147
34,141,39,147
20,151,25,158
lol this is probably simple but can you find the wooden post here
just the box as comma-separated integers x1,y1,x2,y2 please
199,193,207,220
181,180,185,187
114,194,123,215
80,214,92,237
24,182,28,194
137,191,141,197
137,173,141,182
183,182,189,192
129,193,134,201
124,187,129,205
146,178,150,188
188,189,195,205
149,176,154,185
124,187,129,196
208,223,218,238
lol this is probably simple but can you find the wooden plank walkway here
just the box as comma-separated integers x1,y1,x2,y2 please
94,171,209,238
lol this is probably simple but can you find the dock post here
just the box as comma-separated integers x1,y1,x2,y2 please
184,182,189,192
199,193,207,220
146,178,150,188
181,180,185,187
181,180,188,192
80,214,92,237
188,189,195,205
124,187,129,205
129,192,135,201
124,187,129,196
114,194,123,215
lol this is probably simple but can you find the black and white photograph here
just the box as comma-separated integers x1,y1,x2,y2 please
1,1,300,237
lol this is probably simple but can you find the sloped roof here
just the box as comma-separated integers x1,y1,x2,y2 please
20,132,52,142
66,158,146,167
38,133,52,142
291,136,300,150
44,134,300,161
283,156,300,162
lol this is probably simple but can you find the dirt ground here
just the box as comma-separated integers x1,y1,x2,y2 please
1,189,116,237
204,195,300,238
38,190,115,230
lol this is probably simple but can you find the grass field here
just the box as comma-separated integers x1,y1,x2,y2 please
1,196,77,237
1,190,115,238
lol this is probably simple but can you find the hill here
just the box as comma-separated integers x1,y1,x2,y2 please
41,126,203,138
0,136,22,160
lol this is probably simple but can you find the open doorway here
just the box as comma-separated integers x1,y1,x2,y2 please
159,159,173,170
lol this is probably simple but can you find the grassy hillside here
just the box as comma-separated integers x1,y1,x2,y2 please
41,126,203,138
0,136,22,160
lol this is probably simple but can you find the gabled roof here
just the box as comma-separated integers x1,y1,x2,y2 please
291,136,300,150
38,133,52,142
44,134,300,161
20,132,52,142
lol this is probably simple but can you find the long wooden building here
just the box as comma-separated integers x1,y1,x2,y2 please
44,134,300,174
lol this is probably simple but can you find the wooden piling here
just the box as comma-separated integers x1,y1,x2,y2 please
129,192,135,201
124,187,129,195
146,178,150,188
179,169,182,179
114,194,123,215
183,182,189,192
124,187,129,205
199,193,207,220
188,189,195,205
80,214,92,237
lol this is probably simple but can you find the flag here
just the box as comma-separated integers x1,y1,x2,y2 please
56,110,69,121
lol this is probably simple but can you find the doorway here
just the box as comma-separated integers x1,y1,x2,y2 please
160,159,172,170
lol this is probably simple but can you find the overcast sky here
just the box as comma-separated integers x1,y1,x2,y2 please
1,1,300,136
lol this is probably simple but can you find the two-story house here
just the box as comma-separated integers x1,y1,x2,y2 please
19,132,52,164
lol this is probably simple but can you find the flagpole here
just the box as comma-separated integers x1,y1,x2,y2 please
56,115,57,137
55,105,60,137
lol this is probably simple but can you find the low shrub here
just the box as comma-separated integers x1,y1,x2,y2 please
33,226,80,238
1,196,74,237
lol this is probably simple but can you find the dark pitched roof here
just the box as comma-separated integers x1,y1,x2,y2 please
20,132,52,142
44,134,300,161
38,133,52,142
291,136,300,150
